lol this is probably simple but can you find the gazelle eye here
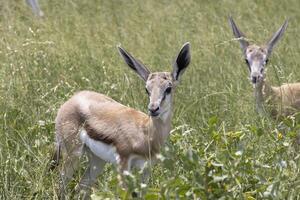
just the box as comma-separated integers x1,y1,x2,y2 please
145,88,150,95
260,68,264,73
265,59,269,65
245,59,249,65
245,59,251,71
165,87,172,94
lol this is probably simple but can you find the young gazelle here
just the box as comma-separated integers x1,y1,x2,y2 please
52,42,191,198
229,17,300,118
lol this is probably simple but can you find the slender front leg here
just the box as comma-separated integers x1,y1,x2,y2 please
141,167,150,184
75,148,106,199
141,157,157,184
117,156,130,189
59,154,81,200
118,156,142,198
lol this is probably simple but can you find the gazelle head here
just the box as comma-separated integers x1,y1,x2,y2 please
118,42,191,118
229,17,288,86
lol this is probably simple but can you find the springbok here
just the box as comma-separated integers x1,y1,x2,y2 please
51,42,191,198
229,17,300,118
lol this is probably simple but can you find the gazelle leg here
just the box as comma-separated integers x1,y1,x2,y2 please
117,156,130,189
139,159,154,184
141,167,150,184
117,156,142,198
132,159,150,184
59,154,81,199
58,141,84,199
75,148,106,199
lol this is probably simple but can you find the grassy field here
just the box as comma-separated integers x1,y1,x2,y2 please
1,0,300,199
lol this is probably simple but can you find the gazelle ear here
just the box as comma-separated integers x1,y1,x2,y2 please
118,46,150,82
172,42,191,84
229,16,249,56
266,20,288,57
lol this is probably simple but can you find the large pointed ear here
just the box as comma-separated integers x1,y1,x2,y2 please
266,20,288,56
117,46,150,82
229,16,249,55
172,42,191,83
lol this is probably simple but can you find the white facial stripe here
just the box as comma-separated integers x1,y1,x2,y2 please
149,88,163,102
251,61,261,74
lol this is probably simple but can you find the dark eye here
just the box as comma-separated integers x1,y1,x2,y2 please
245,59,251,71
265,59,269,65
165,87,172,94
261,68,264,73
145,88,150,95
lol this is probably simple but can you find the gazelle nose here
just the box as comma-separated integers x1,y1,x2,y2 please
148,106,160,116
252,76,257,84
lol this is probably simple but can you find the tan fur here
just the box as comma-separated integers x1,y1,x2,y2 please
55,86,172,178
261,82,300,117
229,17,300,118
53,43,191,199
244,44,300,118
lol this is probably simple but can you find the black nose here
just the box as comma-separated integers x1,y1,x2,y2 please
148,107,159,116
252,77,257,84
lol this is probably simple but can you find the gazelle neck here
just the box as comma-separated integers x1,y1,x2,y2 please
254,80,266,115
254,80,273,116
150,104,173,143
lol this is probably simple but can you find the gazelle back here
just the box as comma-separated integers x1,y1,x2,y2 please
52,42,191,198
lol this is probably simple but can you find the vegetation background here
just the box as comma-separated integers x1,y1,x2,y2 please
0,0,300,199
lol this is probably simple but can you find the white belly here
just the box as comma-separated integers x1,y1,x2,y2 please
80,129,148,170
80,129,118,163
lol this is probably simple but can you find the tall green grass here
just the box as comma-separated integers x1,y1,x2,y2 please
0,0,300,199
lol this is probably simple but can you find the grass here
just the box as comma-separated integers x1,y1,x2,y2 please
1,0,300,199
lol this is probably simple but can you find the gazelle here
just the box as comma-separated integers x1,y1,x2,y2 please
51,42,191,198
229,17,300,118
